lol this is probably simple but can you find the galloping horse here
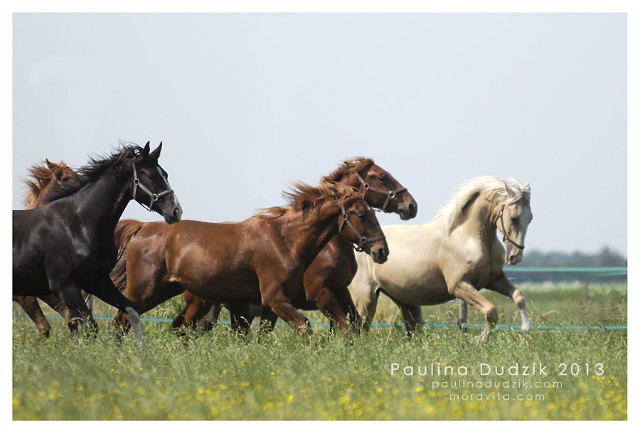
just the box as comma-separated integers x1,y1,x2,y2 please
14,160,83,336
169,158,417,333
349,177,532,340
13,143,182,344
113,181,389,335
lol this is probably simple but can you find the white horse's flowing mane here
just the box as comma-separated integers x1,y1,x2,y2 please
437,177,531,233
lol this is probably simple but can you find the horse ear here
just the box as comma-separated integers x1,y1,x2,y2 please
141,142,151,158
46,159,55,169
504,181,516,198
149,142,162,160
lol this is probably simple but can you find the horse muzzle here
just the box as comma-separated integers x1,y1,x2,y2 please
371,243,389,264
163,201,183,224
397,197,418,220
505,247,523,265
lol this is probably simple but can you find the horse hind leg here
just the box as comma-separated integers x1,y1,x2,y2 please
386,294,423,339
228,304,254,335
458,299,468,333
14,296,52,337
198,304,223,331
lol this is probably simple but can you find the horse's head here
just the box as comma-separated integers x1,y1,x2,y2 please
346,159,418,220
131,142,183,224
24,160,83,209
338,198,389,264
47,160,82,190
497,182,532,265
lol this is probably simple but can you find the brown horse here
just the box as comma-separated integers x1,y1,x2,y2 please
113,180,389,334
169,158,417,333
14,160,83,336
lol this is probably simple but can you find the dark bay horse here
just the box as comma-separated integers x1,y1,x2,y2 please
170,158,417,333
113,181,389,335
13,143,182,344
14,160,83,336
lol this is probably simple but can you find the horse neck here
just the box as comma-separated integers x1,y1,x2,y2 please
31,180,57,209
463,194,503,242
72,167,133,233
338,172,360,189
277,202,342,267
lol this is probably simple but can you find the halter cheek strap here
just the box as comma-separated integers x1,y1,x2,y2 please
354,172,407,211
338,205,386,252
498,204,525,250
132,164,174,212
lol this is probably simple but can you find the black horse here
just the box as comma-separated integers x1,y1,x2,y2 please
13,142,182,344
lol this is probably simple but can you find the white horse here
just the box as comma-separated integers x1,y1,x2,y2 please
348,177,533,340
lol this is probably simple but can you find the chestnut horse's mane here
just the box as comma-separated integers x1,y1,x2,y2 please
321,157,375,183
257,180,361,218
23,161,72,209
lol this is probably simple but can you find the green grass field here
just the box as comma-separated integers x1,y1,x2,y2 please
12,283,627,420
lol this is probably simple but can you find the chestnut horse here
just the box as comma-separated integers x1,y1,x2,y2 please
113,181,389,334
169,158,417,333
14,160,83,336
13,143,182,344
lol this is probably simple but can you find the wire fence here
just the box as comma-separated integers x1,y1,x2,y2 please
504,267,627,282
12,267,627,331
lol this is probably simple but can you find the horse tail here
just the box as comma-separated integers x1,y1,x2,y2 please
110,219,145,294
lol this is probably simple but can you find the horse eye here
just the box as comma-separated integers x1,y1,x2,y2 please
511,216,519,223
357,212,365,220
379,175,386,181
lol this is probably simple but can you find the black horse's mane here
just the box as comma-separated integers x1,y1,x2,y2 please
43,144,143,203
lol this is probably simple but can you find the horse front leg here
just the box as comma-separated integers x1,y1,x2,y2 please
450,281,498,341
307,286,352,336
262,289,311,335
51,280,98,336
14,296,52,337
39,293,79,333
486,272,531,331
331,286,364,334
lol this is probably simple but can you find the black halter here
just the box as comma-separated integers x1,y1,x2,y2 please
132,163,175,212
498,204,525,250
338,205,386,252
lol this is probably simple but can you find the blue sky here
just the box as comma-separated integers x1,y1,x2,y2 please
11,12,627,255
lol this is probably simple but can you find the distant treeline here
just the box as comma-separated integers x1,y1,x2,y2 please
520,247,627,268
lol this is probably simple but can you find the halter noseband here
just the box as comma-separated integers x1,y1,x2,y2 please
498,204,525,250
353,170,407,211
132,163,175,212
338,205,386,252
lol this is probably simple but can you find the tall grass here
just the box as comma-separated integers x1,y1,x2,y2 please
12,284,626,420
